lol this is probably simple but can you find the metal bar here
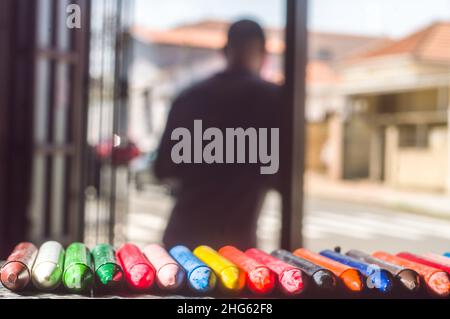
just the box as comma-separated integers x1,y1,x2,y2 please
36,49,78,63
281,0,308,250
109,0,124,245
43,0,59,238
71,0,91,242
0,0,37,257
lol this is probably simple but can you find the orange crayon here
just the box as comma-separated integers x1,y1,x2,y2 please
373,251,450,298
293,248,363,293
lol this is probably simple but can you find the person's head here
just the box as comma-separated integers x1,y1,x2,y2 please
224,19,267,74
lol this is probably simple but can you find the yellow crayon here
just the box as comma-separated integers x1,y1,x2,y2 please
193,246,245,293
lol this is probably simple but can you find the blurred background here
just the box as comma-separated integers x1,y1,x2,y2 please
1,0,450,259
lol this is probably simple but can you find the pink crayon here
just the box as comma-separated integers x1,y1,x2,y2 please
143,244,185,291
424,253,450,267
246,248,305,296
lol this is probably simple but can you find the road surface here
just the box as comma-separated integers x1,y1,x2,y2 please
127,187,450,254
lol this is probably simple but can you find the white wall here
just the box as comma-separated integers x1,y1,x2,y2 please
385,126,448,191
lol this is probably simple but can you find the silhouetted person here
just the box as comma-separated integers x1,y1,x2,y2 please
154,20,281,250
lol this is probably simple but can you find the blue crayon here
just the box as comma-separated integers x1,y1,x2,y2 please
169,246,217,293
320,250,394,294
444,253,450,259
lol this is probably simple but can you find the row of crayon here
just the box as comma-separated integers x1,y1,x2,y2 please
2,242,450,297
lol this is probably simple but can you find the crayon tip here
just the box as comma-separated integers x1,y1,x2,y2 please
157,264,184,290
128,264,155,290
312,270,337,291
190,267,216,293
367,270,393,294
97,264,123,286
1,263,28,290
341,269,363,292
428,271,450,298
7,273,18,285
221,267,245,292
397,269,421,293
280,269,304,295
32,263,62,290
248,267,275,294
63,264,93,293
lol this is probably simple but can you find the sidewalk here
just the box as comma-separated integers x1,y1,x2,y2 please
305,172,450,219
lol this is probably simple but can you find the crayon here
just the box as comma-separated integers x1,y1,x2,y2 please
117,243,156,291
444,253,450,259
423,253,450,267
320,250,393,294
373,251,450,298
0,242,38,291
397,252,450,275
272,249,337,293
246,248,305,296
219,246,276,295
91,244,123,290
347,249,421,293
143,244,185,291
193,246,245,293
294,248,364,293
169,245,217,293
31,241,65,291
62,243,94,294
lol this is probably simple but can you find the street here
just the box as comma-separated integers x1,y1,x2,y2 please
127,187,450,254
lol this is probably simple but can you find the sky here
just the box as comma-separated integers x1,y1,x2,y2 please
134,0,450,38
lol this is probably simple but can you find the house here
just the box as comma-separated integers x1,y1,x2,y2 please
332,22,450,192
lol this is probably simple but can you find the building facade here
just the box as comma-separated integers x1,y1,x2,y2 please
335,22,450,192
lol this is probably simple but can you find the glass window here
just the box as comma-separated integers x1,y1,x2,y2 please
37,0,53,49
126,0,286,251
57,0,72,51
34,58,51,144
54,62,71,144
305,0,450,253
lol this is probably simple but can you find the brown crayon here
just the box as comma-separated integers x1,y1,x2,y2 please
1,242,38,291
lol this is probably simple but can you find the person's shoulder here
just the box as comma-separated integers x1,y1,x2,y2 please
253,76,281,90
175,75,218,101
240,73,280,93
250,77,282,101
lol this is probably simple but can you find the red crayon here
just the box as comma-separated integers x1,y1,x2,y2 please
0,242,38,291
397,252,450,275
117,244,156,291
245,248,305,296
219,246,275,295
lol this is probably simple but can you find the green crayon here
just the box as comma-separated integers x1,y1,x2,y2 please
62,243,94,294
92,244,123,289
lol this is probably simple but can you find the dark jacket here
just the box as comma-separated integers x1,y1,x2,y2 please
154,69,281,250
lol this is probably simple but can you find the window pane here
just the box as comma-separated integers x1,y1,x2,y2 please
34,58,51,144
50,155,66,238
37,0,53,49
54,62,70,144
305,0,450,253
57,0,72,51
29,155,47,241
127,0,286,251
